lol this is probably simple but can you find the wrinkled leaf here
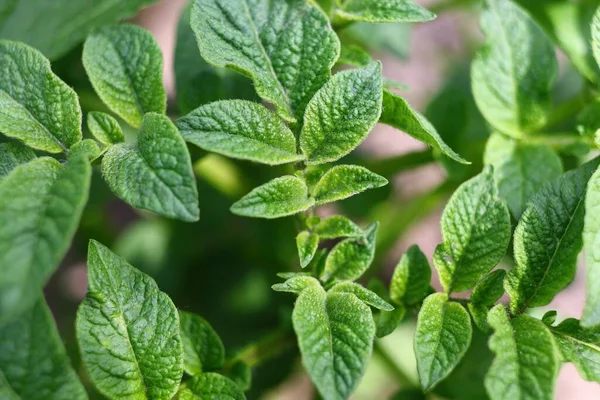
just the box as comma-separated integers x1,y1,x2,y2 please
68,139,102,162
337,43,372,67
179,311,225,376
272,276,321,294
551,318,600,382
178,373,244,400
335,0,435,24
375,304,406,338
322,222,378,281
313,165,387,205
468,269,506,333
0,142,35,178
296,231,319,268
390,244,431,306
329,281,393,311
583,165,600,326
313,215,363,240
87,111,124,145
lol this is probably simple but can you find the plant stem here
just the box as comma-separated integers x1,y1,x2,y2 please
542,93,588,132
373,341,416,388
223,329,296,371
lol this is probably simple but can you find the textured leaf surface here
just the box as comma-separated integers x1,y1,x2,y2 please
0,156,91,322
433,168,511,293
272,276,321,294
76,241,183,400
380,90,467,164
179,311,225,376
583,166,600,326
337,43,372,67
102,113,199,222
0,40,82,153
468,269,506,333
313,165,387,205
0,142,35,178
335,0,435,23
322,222,377,281
296,231,319,268
178,373,245,400
329,282,393,311
485,305,558,400
176,100,302,165
551,318,600,382
300,63,382,164
292,286,375,400
0,0,157,60
390,245,431,306
375,305,406,338
472,0,557,136
593,6,600,74
313,215,363,240
414,293,472,391
0,298,87,400
83,25,166,127
68,139,102,162
87,111,124,145
485,133,562,219
190,0,340,122
231,176,313,219
506,158,600,314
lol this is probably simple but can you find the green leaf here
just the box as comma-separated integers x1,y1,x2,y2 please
300,62,383,164
296,231,320,268
380,90,468,164
312,165,387,205
414,293,472,391
322,222,378,281
433,167,511,293
176,100,302,165
190,0,340,122
0,298,87,400
0,142,35,178
76,240,183,400
179,311,225,376
292,285,375,400
178,373,245,400
335,0,436,23
542,310,557,326
337,43,372,67
87,111,124,145
468,270,506,333
272,276,321,294
506,158,600,314
592,5,600,74
390,389,426,400
83,25,166,128
375,304,406,338
550,318,600,382
68,139,102,162
0,156,91,323
313,215,363,240
468,304,491,334
471,0,557,137
485,305,558,400
341,22,411,59
0,40,82,153
484,133,563,219
223,361,251,392
329,281,393,311
0,0,157,60
102,112,199,222
583,165,600,326
390,244,432,306
230,176,314,219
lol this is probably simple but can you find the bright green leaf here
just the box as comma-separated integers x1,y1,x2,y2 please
390,244,432,306
335,0,436,23
312,165,387,205
0,40,82,153
83,25,166,127
296,231,319,268
471,269,506,306
0,156,91,323
329,281,393,311
76,240,183,400
434,167,511,293
68,139,102,162
380,90,468,164
322,222,378,281
176,100,302,165
471,0,557,136
223,361,251,392
230,176,314,219
485,305,558,400
190,0,340,122
506,158,600,314
313,215,363,240
592,6,600,72
337,43,372,67
272,276,321,294
292,286,375,400
551,318,600,382
0,298,87,400
102,112,200,222
542,310,558,326
375,304,406,338
300,62,383,164
179,311,225,376
0,142,35,178
583,165,600,326
179,373,245,400
87,111,124,145
415,293,472,391
468,304,491,334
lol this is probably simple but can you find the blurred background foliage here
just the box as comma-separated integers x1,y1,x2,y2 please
2,0,600,398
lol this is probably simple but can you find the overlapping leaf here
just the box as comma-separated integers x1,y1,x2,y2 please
390,245,431,306
550,318,600,382
335,0,436,24
0,142,35,178
583,165,600,326
296,231,319,268
87,111,124,145
179,311,225,376
313,215,363,240
312,165,387,205
322,222,378,281
178,373,245,400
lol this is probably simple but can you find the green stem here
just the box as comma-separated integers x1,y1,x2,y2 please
223,329,296,371
373,341,416,388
